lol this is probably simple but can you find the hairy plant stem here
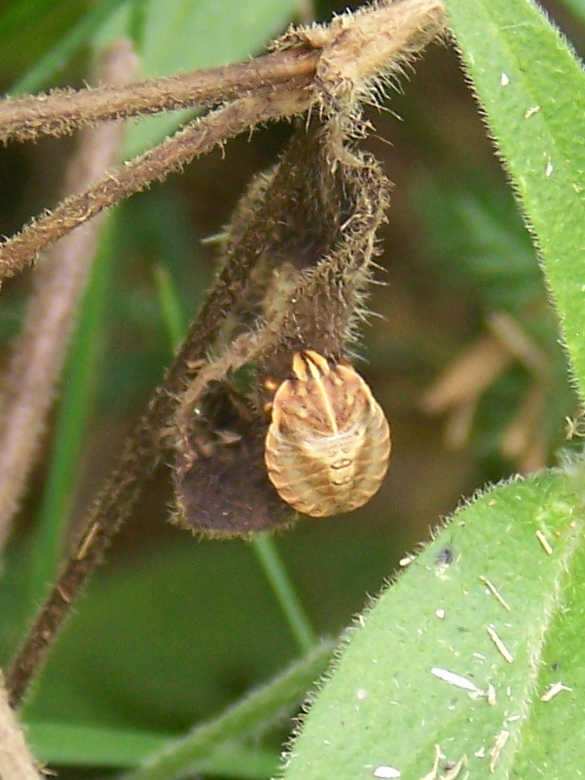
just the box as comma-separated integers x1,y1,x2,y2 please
0,0,446,281
0,48,320,144
0,82,312,279
0,0,445,146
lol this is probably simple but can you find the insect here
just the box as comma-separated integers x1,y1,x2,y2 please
264,350,391,517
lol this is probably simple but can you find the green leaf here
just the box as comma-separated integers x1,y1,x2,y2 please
0,0,85,79
8,0,129,95
0,0,68,39
281,469,585,778
27,722,278,777
411,171,542,313
26,723,168,768
443,0,585,397
19,535,355,732
25,641,333,776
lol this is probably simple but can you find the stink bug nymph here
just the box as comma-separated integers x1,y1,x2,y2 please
264,350,391,517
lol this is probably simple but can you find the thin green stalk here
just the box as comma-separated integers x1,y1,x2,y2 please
152,264,187,351
251,534,318,654
9,0,130,96
118,641,334,780
28,226,114,613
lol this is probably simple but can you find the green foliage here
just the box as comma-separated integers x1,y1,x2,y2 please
8,0,129,95
2,0,585,778
412,172,541,313
0,0,89,83
412,171,576,465
283,471,585,778
445,0,585,394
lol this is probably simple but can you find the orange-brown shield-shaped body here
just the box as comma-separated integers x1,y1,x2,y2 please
264,351,391,517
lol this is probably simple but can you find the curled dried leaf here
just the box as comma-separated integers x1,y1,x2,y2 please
172,120,390,536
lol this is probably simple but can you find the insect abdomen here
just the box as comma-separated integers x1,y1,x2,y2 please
265,351,391,517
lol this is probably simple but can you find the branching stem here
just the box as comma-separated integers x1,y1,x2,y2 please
0,82,312,279
0,48,320,144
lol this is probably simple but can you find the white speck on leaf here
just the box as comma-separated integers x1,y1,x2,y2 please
487,684,497,706
489,730,510,771
541,681,572,702
536,529,553,554
431,667,480,693
373,765,401,779
479,576,511,611
486,625,514,663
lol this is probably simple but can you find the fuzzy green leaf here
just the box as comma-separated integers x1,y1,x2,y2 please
444,0,585,397
281,469,585,778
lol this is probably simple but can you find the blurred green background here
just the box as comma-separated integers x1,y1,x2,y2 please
1,0,584,777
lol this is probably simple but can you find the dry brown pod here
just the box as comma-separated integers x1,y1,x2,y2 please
172,120,391,537
265,350,391,517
